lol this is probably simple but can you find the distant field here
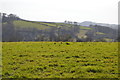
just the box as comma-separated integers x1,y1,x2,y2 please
2,42,118,78
13,20,73,29
13,21,52,30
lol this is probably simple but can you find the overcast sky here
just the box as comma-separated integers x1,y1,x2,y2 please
0,0,119,24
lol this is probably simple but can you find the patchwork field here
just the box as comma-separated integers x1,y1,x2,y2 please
2,42,118,78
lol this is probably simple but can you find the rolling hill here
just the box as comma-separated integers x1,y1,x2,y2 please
2,13,118,42
79,21,118,29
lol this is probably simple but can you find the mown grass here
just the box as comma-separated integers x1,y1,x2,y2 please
2,42,118,78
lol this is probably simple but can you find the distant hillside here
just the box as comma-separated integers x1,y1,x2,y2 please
80,21,118,29
2,13,118,42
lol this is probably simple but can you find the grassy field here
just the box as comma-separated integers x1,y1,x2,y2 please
13,21,52,30
13,20,73,29
80,26,92,30
2,42,118,78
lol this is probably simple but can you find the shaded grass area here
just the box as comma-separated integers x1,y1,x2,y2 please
77,30,88,38
2,42,118,78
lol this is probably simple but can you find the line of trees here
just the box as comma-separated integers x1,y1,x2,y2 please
64,20,79,25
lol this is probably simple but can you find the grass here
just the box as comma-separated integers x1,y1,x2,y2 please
77,30,88,38
96,32,105,35
2,42,118,78
13,20,74,30
80,26,92,30
13,20,51,30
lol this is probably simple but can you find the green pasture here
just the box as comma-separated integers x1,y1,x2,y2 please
2,42,118,78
